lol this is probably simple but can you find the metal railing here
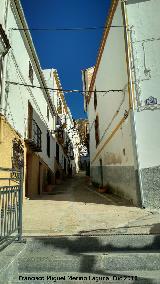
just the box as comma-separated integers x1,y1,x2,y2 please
0,167,23,251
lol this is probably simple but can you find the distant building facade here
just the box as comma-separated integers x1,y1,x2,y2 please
75,119,89,171
52,69,80,176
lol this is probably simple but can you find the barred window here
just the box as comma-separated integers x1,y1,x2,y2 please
47,131,50,157
32,120,42,151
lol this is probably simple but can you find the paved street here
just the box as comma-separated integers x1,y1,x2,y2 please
22,172,160,236
1,172,160,283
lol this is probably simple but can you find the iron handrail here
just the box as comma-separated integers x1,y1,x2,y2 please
0,168,23,249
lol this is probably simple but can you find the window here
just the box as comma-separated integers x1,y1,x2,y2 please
56,143,59,163
95,115,99,146
56,115,61,127
64,157,66,174
32,119,42,151
57,99,62,114
47,131,50,157
47,106,49,120
94,88,97,110
47,169,52,184
29,61,33,84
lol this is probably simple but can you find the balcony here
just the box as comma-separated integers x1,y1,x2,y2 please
57,132,64,145
55,126,64,145
63,144,68,155
25,119,42,152
56,115,62,127
70,155,74,160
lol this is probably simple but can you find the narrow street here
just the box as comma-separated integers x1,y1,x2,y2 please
23,172,160,236
1,0,160,282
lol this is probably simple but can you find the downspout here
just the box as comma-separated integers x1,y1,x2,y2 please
122,1,144,207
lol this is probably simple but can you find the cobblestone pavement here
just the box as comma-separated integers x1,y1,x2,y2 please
22,172,160,236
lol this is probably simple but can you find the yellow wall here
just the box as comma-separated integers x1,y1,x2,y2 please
0,115,23,168
0,115,25,190
0,115,55,199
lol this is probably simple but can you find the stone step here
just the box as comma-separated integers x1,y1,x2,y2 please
0,242,26,273
17,252,160,273
0,242,26,284
10,271,160,284
15,235,160,274
1,236,160,283
24,235,160,252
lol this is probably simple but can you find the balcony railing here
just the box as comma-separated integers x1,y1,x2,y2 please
56,115,62,127
55,127,64,145
25,119,42,152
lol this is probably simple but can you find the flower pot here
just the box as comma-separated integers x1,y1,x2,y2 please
45,184,54,192
56,179,61,185
98,187,107,193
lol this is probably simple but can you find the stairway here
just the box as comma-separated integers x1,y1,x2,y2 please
0,235,160,283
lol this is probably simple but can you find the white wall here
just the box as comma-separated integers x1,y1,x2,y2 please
89,1,135,169
1,0,55,172
85,0,160,207
126,0,160,169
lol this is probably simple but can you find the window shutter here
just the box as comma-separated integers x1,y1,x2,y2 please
28,102,33,139
94,88,97,110
95,115,99,146
47,131,50,157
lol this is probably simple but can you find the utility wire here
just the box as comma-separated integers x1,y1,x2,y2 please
6,81,123,94
11,25,127,32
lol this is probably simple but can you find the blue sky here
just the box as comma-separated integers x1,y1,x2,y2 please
20,0,111,119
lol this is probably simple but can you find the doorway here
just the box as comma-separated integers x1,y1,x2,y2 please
38,162,43,195
64,157,66,175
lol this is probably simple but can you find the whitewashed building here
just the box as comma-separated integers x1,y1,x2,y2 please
0,0,58,197
82,0,160,209
43,68,80,177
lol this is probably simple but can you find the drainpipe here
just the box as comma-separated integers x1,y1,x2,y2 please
122,1,144,207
